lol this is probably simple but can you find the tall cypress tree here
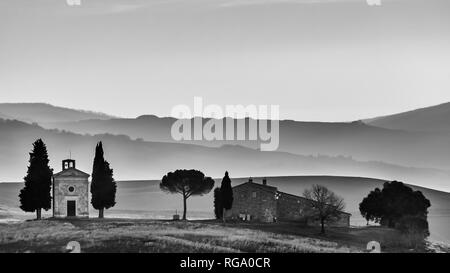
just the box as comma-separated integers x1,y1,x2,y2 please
90,141,116,218
19,139,53,220
213,187,223,220
220,171,233,222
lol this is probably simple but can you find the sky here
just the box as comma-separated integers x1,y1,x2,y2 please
1,0,450,121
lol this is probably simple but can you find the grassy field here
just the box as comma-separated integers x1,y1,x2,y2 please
0,218,444,253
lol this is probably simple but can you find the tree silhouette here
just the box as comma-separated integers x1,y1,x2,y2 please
359,181,430,228
303,184,345,234
359,188,383,225
19,139,53,220
90,142,116,218
160,169,214,220
213,187,223,220
220,171,233,222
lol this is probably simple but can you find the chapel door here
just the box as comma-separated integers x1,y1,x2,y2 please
67,200,76,217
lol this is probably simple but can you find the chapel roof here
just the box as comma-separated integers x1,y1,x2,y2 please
53,167,90,178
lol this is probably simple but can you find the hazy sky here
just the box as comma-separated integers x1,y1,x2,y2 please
1,0,449,121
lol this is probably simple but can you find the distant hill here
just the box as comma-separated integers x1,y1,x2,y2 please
0,112,13,120
43,115,177,143
1,118,450,191
0,103,115,124
365,102,450,133
43,115,450,171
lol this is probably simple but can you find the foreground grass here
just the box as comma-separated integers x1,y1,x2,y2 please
0,218,433,253
207,220,429,253
0,219,363,253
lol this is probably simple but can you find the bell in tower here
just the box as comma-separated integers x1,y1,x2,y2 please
62,159,76,171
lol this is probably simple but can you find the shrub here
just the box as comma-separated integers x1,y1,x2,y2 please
395,215,429,249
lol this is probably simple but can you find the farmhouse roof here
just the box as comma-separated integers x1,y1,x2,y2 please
232,181,278,194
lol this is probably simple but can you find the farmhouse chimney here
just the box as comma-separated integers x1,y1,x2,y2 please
262,178,267,186
249,177,253,183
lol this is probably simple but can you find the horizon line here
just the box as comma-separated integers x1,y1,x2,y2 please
1,100,449,123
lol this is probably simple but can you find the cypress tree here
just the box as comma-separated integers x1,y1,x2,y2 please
90,141,116,218
220,171,233,222
213,187,223,219
19,139,53,220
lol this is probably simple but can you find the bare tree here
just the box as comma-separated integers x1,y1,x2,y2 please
303,184,345,234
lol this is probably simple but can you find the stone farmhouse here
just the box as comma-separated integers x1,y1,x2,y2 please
230,178,351,227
